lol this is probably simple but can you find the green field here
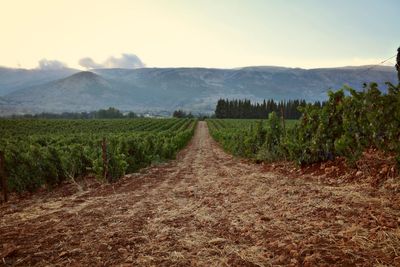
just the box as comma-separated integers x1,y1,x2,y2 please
207,118,297,130
0,118,196,192
0,118,193,136
207,118,297,160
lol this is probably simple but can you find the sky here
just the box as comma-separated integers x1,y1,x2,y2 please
0,0,399,70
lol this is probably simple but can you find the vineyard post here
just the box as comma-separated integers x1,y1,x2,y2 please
102,138,109,182
0,151,8,203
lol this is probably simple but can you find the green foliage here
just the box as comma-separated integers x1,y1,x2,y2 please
208,116,291,160
0,118,197,192
98,139,128,183
126,112,137,118
95,107,124,119
4,144,43,192
257,112,283,162
208,83,400,168
173,110,193,118
288,90,345,165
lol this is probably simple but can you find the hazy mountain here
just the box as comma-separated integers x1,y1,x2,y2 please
0,67,79,96
93,66,396,111
0,65,397,115
0,96,7,104
0,96,21,114
6,71,140,113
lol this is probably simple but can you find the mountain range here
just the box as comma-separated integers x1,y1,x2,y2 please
0,65,397,115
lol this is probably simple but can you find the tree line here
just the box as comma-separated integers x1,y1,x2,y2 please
8,108,208,120
172,110,194,118
6,107,138,119
214,98,324,119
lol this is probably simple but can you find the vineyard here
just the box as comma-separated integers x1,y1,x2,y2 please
208,118,296,160
1,121,399,266
208,83,400,172
0,118,196,193
0,83,400,266
1,83,398,195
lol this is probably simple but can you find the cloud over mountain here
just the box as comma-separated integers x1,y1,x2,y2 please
79,54,145,69
78,57,103,69
37,59,68,70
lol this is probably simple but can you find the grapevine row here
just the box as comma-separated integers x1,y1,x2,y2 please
208,82,400,167
0,119,197,192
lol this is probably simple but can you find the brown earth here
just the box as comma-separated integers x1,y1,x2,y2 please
1,121,400,266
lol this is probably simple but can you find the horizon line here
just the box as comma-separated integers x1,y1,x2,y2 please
0,64,396,72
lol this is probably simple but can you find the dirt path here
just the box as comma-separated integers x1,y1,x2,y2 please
1,122,399,266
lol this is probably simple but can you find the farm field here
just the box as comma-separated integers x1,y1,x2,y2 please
207,118,297,159
207,118,298,129
1,1,399,266
1,121,399,266
0,118,196,192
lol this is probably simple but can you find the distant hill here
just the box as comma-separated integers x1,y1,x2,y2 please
0,65,397,115
0,67,79,96
6,71,140,113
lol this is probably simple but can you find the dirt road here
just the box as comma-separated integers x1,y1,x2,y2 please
1,122,399,266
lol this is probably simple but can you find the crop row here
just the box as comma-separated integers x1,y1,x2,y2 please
0,119,196,192
0,118,192,137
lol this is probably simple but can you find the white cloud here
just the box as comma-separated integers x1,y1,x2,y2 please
78,57,103,69
37,59,68,70
78,54,145,69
